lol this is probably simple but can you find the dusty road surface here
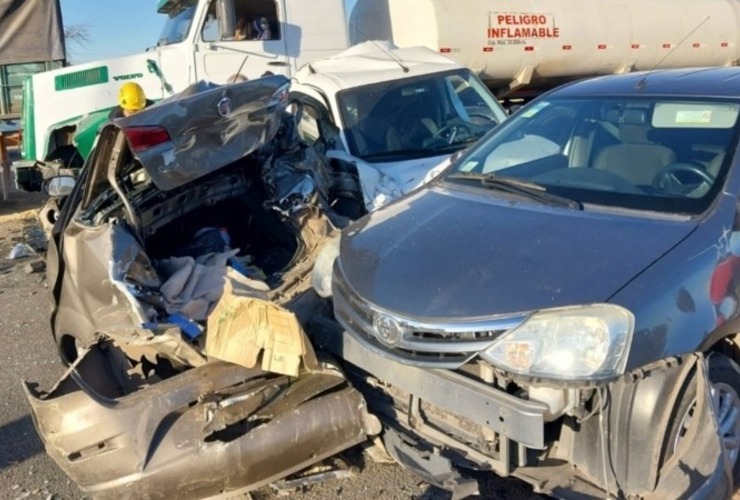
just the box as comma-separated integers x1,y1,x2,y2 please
0,189,541,500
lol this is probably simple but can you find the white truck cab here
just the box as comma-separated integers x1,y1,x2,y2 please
18,0,349,168
290,42,508,211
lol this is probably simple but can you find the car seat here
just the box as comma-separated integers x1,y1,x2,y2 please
385,86,440,151
593,109,676,185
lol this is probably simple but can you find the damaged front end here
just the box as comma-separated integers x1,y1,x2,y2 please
30,76,374,497
316,315,734,499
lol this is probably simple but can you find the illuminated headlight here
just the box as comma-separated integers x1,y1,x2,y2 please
480,305,634,382
311,236,341,298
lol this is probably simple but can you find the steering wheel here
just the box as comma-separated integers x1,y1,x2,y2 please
652,162,715,195
433,121,474,145
468,112,498,124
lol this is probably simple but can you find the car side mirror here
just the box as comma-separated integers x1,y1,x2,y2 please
44,176,76,197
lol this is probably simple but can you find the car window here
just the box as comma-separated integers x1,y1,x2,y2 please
203,0,281,42
448,97,740,215
158,0,198,46
337,69,507,162
295,103,322,146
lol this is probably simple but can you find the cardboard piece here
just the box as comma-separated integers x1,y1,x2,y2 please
205,280,308,377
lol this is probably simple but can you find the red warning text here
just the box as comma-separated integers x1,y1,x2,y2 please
488,12,560,39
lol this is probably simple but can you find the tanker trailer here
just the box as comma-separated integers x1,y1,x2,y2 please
350,0,740,101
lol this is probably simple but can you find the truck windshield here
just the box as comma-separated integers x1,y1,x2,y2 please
447,96,740,215
158,0,198,46
338,69,506,162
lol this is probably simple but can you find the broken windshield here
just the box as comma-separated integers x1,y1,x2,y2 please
158,0,198,46
338,69,506,163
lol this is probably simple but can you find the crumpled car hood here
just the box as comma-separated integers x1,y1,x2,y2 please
110,75,289,191
339,187,698,319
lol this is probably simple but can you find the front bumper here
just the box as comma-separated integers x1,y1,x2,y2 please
25,354,371,499
312,319,734,499
311,318,548,474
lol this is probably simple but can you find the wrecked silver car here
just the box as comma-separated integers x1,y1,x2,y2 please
25,76,376,498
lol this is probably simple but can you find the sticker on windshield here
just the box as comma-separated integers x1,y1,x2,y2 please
653,102,740,129
460,160,479,172
520,101,550,119
675,109,712,124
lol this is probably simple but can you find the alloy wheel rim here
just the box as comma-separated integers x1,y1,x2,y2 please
673,381,740,466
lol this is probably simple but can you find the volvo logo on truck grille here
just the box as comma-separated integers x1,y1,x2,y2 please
373,313,403,347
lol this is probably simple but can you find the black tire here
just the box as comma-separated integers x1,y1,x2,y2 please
664,353,740,482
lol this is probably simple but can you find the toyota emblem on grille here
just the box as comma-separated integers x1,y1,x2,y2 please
373,313,403,347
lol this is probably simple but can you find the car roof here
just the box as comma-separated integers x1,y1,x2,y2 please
551,67,740,100
292,41,464,95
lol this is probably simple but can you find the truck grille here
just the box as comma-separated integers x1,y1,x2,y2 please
332,265,526,368
54,66,109,91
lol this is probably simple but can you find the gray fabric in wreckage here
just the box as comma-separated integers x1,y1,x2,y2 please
156,250,239,322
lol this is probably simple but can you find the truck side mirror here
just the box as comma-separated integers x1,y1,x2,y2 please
216,0,237,38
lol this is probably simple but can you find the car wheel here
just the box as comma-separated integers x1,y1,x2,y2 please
666,353,740,481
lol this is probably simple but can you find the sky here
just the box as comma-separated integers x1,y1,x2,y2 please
60,0,358,64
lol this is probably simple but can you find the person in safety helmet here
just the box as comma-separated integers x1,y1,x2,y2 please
109,82,153,119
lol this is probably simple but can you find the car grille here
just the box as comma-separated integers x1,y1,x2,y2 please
332,265,526,368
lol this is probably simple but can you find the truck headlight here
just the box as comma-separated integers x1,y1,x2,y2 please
311,236,341,298
480,305,634,382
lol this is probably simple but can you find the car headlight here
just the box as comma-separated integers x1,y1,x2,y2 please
311,236,341,298
480,304,634,382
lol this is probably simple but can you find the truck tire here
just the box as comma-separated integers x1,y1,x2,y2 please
664,353,740,482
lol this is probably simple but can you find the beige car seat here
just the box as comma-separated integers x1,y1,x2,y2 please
593,109,676,185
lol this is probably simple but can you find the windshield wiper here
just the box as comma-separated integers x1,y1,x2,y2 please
431,137,481,152
447,172,582,209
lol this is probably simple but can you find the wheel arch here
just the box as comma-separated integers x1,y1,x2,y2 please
52,303,97,365
562,355,700,496
698,323,740,365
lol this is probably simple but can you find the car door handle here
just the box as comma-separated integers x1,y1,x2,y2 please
267,61,288,67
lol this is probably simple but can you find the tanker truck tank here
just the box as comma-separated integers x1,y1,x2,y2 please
350,0,740,100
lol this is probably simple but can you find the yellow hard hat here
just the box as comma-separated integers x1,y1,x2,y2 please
118,82,146,111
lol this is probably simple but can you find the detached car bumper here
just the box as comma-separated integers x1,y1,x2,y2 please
24,352,371,499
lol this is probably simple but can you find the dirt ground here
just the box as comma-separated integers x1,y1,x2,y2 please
0,180,539,499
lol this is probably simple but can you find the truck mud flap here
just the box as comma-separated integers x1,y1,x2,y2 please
648,355,733,499
23,349,373,499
